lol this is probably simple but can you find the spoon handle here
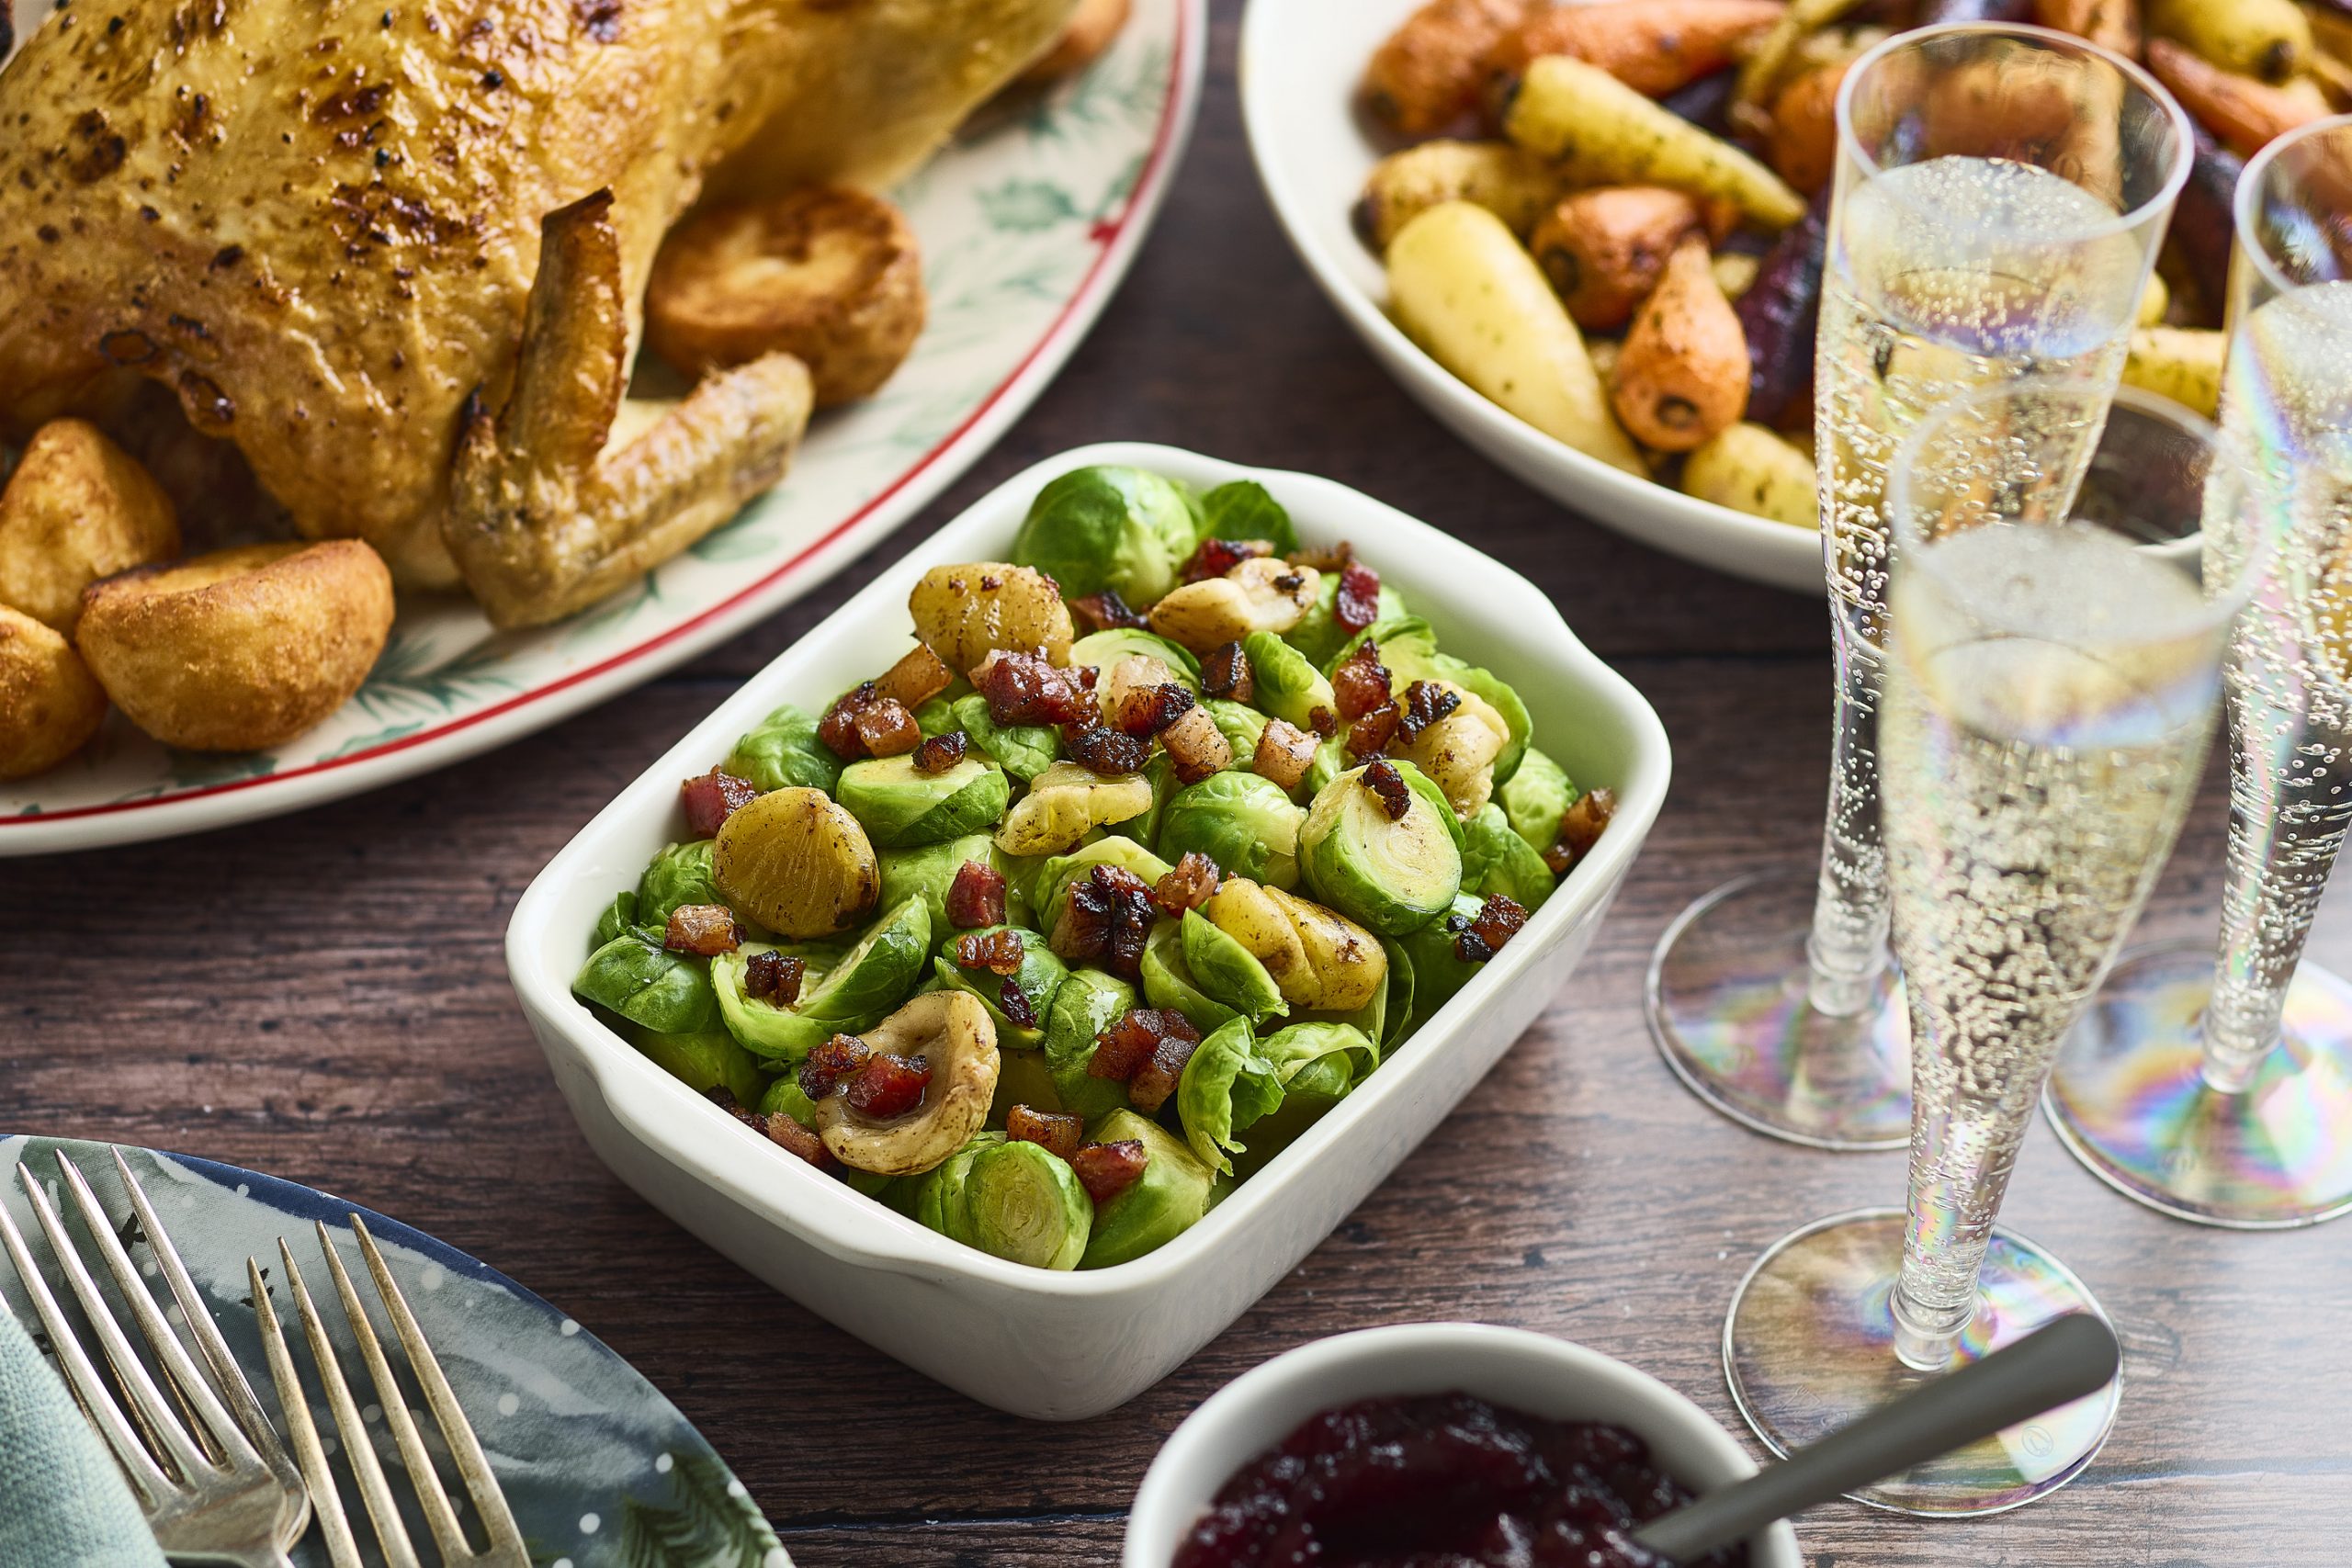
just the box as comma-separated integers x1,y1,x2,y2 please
1632,1313,2121,1563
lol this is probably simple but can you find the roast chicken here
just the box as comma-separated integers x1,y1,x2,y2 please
0,0,1077,624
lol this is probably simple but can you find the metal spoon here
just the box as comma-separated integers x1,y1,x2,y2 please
1633,1313,2123,1563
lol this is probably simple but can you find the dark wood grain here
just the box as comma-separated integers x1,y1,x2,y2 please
7,4,2351,1562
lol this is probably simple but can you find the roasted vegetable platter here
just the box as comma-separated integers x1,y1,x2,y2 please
506,444,1669,1418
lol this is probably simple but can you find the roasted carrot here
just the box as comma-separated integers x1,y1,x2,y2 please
1530,186,1708,332
2032,0,2142,57
1488,0,1787,98
2148,38,2329,155
1767,59,1849,196
1363,0,1534,137
1611,234,1751,451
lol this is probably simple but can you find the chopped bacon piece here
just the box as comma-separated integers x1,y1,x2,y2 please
974,649,1090,728
1182,536,1273,583
952,928,1025,976
945,861,1007,930
912,731,969,774
1007,1104,1085,1161
680,769,760,837
1200,640,1254,703
1362,758,1412,821
663,903,741,956
1000,976,1040,1029
1545,787,1617,873
1308,705,1337,739
875,644,955,708
1159,704,1232,785
707,1086,763,1129
1050,864,1158,977
854,699,922,758
817,683,874,758
1272,569,1306,595
1289,540,1355,573
1070,589,1148,633
1331,643,1395,723
843,1052,932,1118
765,1115,830,1166
1396,680,1461,748
745,950,806,1006
1346,702,1400,761
1072,1139,1150,1203
1127,1028,1201,1114
1253,719,1318,792
1153,852,1222,916
1088,1007,1198,1084
1334,560,1382,633
1447,893,1530,964
1111,681,1196,739
1542,842,1573,876
1063,721,1149,776
798,1033,872,1101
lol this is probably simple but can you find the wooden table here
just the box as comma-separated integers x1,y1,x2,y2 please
11,6,2351,1561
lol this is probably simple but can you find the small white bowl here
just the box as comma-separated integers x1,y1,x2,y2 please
1126,1324,1804,1567
1237,0,1823,593
506,444,1670,1419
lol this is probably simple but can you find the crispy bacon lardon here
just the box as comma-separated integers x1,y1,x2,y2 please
1544,786,1617,874
1335,559,1382,634
681,768,761,837
1396,680,1460,748
842,1052,933,1118
1182,536,1273,584
1072,1139,1150,1202
1088,1007,1201,1112
912,731,969,774
745,950,806,1006
1070,588,1148,634
1159,705,1232,784
945,860,1008,929
1331,642,1395,723
952,927,1026,976
1252,718,1318,792
1447,893,1530,963
874,644,955,709
974,649,1091,728
1111,680,1196,739
664,903,742,956
1051,864,1159,977
819,681,922,760
798,1032,873,1100
1153,851,1222,916
705,1088,831,1168
1290,541,1355,574
1346,704,1400,761
1362,758,1412,821
1006,1103,1084,1161
1063,721,1149,776
1201,640,1254,703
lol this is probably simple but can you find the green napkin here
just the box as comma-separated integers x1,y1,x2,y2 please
0,1304,167,1568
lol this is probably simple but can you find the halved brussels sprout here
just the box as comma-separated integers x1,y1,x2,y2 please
1176,1017,1285,1176
1304,735,1348,797
1069,628,1202,689
1114,750,1178,851
1230,1020,1381,1174
575,927,720,1034
1284,570,1408,670
1463,802,1555,911
1377,935,1417,1047
757,1074,822,1127
951,693,1059,783
1140,919,1239,1034
1080,1110,1216,1269
1035,838,1174,937
1240,630,1336,733
913,1133,1091,1269
914,694,960,739
1200,879,1388,1014
1399,892,1492,1021
1300,761,1464,936
1499,748,1574,852
995,761,1154,857
990,1045,1065,1124
592,890,639,947
837,754,1010,849
713,897,933,1060
1180,909,1290,1025
1159,771,1306,889
1196,479,1301,556
933,926,1068,1049
636,840,726,930
877,834,1019,953
1341,617,1533,785
1043,968,1138,1121
714,788,879,939
810,990,1001,1176
626,1023,768,1108
722,703,842,795
1011,466,1204,605
1202,698,1268,772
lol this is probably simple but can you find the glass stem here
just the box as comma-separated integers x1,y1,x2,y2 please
1809,600,1894,1017
1892,1066,2033,1374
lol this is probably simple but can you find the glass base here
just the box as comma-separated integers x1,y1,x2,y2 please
1646,869,1913,1150
1724,1208,2121,1516
2045,940,2352,1228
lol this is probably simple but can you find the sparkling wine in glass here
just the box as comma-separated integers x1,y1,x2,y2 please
1647,24,2192,1151
1724,381,2262,1515
2048,114,2352,1228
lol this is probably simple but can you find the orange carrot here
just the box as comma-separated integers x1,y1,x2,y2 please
1363,0,1534,137
1611,234,1751,451
1489,0,1787,98
1529,186,1707,332
2032,0,2142,58
2147,37,2327,156
1766,59,1849,196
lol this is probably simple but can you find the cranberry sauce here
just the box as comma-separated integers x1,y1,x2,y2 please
1172,1393,1748,1568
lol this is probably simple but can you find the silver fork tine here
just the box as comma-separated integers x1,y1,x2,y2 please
352,1214,527,1554
249,1257,365,1568
281,1236,424,1568
0,1185,171,1506
15,1165,216,1484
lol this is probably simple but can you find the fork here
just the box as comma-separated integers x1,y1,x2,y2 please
250,1214,529,1568
0,1150,311,1567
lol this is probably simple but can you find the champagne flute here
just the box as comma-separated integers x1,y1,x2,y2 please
1724,380,2263,1514
2047,115,2352,1227
1646,24,2192,1149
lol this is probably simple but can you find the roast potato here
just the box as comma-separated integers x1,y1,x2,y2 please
0,419,179,635
74,540,394,751
0,605,107,779
647,186,926,406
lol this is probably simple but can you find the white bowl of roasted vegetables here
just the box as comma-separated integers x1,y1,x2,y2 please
507,444,1668,1418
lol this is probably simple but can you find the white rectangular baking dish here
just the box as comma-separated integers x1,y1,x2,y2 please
505,443,1672,1419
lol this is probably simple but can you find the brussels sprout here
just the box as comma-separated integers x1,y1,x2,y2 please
877,833,1001,953
1261,1020,1377,1103
933,926,1068,1048
722,704,842,795
1159,771,1306,889
1176,1017,1286,1175
575,928,720,1034
951,693,1059,784
1463,803,1555,911
1285,572,1408,670
1068,628,1203,688
757,1074,823,1127
1241,630,1336,732
1377,935,1417,1047
914,694,960,739
712,897,933,1060
1109,750,1179,852
636,840,726,929
1197,479,1300,554
1080,1110,1215,1269
837,754,1010,849
1199,879,1389,1015
1341,617,1533,785
912,1134,1091,1269
1035,838,1174,937
1300,761,1465,936
1180,909,1289,1025
1202,698,1268,772
1400,893,1491,1020
626,1023,767,1108
1304,735,1349,797
714,788,879,939
1140,919,1239,1033
1010,466,1204,604
990,1048,1065,1123
1043,968,1138,1121
996,761,1154,857
592,890,639,948
1499,749,1574,851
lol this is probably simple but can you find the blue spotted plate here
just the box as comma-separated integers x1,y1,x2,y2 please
0,1134,788,1568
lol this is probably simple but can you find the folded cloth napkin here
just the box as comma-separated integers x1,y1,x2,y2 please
0,1303,167,1568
